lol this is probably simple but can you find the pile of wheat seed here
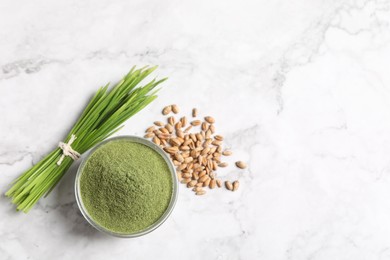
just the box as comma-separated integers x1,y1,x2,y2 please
144,104,247,195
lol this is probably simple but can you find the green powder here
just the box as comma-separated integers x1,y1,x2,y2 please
79,139,173,234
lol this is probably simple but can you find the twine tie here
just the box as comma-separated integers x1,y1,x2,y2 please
57,134,80,166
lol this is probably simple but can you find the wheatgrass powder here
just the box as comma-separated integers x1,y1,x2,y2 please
79,139,173,234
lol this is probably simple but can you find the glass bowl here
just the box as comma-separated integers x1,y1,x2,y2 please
74,135,178,238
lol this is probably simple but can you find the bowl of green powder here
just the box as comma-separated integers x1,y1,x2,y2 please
75,135,178,238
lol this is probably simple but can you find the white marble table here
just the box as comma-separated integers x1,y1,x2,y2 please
1,0,390,259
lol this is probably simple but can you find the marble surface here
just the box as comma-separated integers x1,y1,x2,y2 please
1,0,390,259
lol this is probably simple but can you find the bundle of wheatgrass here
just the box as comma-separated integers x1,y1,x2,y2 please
6,66,166,213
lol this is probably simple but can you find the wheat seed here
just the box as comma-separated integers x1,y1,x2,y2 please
172,104,179,114
162,105,172,115
205,116,215,124
232,181,239,191
236,161,247,169
225,181,233,191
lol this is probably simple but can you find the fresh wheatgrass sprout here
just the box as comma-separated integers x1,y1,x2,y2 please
6,66,167,213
